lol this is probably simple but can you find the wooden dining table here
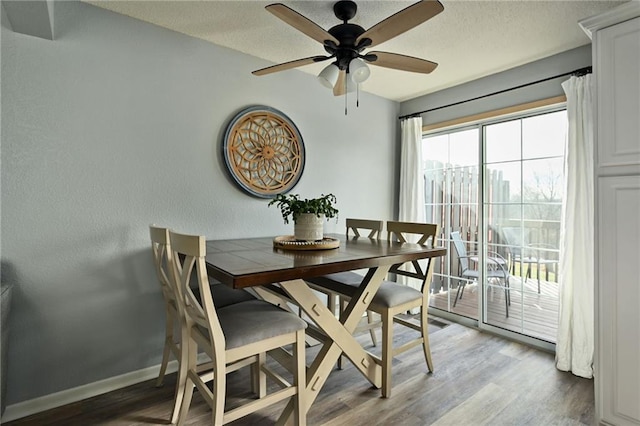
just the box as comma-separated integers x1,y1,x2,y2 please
204,233,447,423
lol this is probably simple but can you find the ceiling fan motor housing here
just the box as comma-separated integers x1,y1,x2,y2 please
333,0,358,22
327,1,373,70
327,23,367,70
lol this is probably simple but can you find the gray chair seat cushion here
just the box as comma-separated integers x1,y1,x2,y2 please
216,300,307,350
210,281,256,308
310,271,422,309
186,279,256,308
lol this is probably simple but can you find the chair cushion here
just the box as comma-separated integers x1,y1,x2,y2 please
217,300,307,350
373,281,423,308
310,271,422,309
210,281,256,308
186,279,256,308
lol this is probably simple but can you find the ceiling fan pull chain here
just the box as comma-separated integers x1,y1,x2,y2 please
345,72,348,115
357,84,360,108
344,91,348,116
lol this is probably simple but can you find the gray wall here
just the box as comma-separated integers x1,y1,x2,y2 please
400,45,592,126
0,1,399,405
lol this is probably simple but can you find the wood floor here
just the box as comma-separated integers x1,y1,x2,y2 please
430,274,559,343
4,317,593,425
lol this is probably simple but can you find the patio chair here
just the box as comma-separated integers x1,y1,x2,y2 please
450,231,511,317
523,243,559,293
501,227,534,277
501,227,559,293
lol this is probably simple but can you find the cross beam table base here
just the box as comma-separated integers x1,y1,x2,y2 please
274,265,391,425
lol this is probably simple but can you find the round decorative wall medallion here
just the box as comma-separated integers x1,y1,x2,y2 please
223,106,305,198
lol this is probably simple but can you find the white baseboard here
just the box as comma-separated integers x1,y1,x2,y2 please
1,359,180,423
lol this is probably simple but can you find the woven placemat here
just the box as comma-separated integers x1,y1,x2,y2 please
273,236,340,251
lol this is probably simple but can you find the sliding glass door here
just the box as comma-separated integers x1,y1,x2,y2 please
424,127,480,321
425,108,566,345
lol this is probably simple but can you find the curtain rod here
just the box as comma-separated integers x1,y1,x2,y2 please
399,65,592,120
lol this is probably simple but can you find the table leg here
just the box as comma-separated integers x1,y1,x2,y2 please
275,265,390,424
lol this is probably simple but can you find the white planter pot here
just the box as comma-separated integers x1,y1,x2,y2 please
294,213,325,241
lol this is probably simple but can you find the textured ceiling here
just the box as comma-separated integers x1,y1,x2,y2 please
85,0,625,102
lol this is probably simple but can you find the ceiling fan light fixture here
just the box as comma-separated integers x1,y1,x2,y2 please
349,58,370,83
317,63,339,89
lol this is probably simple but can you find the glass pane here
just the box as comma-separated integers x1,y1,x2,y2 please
522,110,567,160
522,294,559,343
450,166,479,205
423,133,449,165
425,203,444,225
486,161,521,203
424,169,446,204
443,232,479,321
488,215,518,260
488,204,522,229
423,127,480,322
484,280,511,320
523,205,562,230
482,110,565,345
449,129,479,167
522,157,565,203
486,120,521,163
497,223,528,291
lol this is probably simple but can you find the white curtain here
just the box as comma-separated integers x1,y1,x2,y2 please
556,75,594,379
399,117,425,296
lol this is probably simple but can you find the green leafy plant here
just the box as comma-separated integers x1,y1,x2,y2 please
268,193,338,224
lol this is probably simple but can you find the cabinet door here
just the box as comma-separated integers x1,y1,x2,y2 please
596,17,640,171
597,175,640,426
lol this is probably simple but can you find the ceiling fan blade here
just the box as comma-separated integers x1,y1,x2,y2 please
266,3,339,45
366,51,438,74
333,70,346,96
356,0,444,48
252,56,331,76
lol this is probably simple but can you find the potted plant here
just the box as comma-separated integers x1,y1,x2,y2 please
269,193,338,241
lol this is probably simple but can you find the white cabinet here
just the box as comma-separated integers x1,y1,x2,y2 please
597,176,640,426
595,16,640,174
580,3,640,426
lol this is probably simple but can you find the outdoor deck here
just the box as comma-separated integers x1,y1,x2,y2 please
430,274,559,343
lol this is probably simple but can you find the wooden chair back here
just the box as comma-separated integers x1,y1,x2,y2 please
346,218,383,239
387,221,438,246
150,225,185,394
168,231,226,357
387,221,440,291
150,225,177,305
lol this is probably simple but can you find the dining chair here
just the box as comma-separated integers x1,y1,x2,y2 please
168,230,307,425
149,225,257,424
150,225,182,392
308,218,383,349
450,231,511,317
307,220,439,398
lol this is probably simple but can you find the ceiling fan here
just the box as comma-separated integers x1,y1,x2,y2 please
252,0,444,97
